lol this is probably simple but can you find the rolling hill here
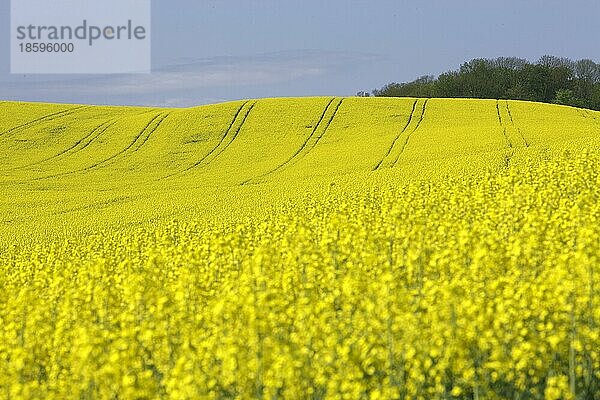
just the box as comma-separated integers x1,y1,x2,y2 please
0,97,600,242
2,97,599,242
2,97,599,189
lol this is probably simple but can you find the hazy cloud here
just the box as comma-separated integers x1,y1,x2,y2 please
0,50,380,106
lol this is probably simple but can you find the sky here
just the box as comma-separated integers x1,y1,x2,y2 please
1,0,599,107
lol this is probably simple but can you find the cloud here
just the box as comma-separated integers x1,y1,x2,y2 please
0,50,380,106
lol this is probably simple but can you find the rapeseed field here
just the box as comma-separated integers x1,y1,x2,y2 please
1,98,599,399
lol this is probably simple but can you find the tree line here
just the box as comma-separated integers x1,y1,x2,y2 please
365,56,600,110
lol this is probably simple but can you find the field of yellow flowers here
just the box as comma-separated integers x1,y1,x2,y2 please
1,98,600,399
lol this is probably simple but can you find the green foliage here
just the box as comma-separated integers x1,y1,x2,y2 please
373,56,600,110
372,76,436,98
554,89,586,108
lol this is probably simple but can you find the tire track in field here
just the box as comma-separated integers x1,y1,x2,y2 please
373,99,418,170
207,101,256,163
505,101,529,147
29,111,167,181
391,98,429,168
584,109,598,121
159,101,255,180
496,100,513,148
240,98,339,185
80,111,168,169
76,109,159,155
0,106,89,138
9,119,117,171
75,120,118,153
273,97,336,168
134,112,171,151
93,112,163,164
11,109,158,172
181,101,249,170
312,98,344,149
496,100,516,170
